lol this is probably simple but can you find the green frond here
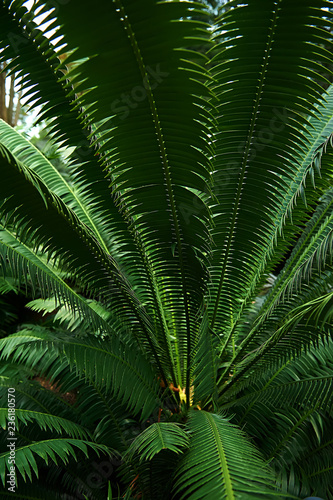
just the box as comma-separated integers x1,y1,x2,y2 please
298,422,333,499
227,270,331,388
0,337,86,427
217,339,333,490
0,0,333,497
0,437,109,487
0,350,131,455
0,140,168,367
52,0,216,397
0,329,161,421
0,274,17,294
222,374,333,416
0,139,138,306
259,290,333,359
0,4,173,363
175,410,279,500
224,334,333,408
218,291,333,399
217,183,333,386
25,296,113,332
207,0,333,335
0,226,118,335
126,422,189,462
255,188,333,327
60,335,161,421
0,408,90,440
0,119,110,254
217,85,333,358
237,404,333,499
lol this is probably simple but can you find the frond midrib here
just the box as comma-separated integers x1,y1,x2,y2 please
205,412,235,500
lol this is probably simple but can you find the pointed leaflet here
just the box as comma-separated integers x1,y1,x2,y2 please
221,190,333,384
193,313,219,405
255,189,333,327
0,119,110,253
218,291,333,402
0,226,118,335
0,141,171,380
0,408,90,440
0,2,180,386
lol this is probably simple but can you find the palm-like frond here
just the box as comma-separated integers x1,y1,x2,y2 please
0,119,111,253
51,0,216,397
193,313,219,406
255,189,333,327
0,438,109,486
175,410,279,500
60,335,161,421
0,408,90,440
25,296,113,332
0,140,144,312
0,226,119,335
0,327,161,420
217,291,333,401
126,422,189,462
207,0,333,335
0,0,217,395
231,84,333,325
217,183,333,388
0,140,170,381
0,334,131,497
0,1,177,382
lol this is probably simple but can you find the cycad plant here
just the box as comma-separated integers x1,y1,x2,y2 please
0,0,332,498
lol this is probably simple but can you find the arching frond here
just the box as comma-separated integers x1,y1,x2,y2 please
0,328,161,421
126,422,189,462
175,411,279,500
0,408,90,440
0,226,119,335
207,0,333,335
0,0,332,498
0,438,109,487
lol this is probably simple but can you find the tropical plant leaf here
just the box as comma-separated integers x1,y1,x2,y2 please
0,438,109,486
0,226,118,335
207,0,333,336
126,422,189,462
175,410,279,500
0,0,332,498
0,328,161,421
53,0,216,398
0,140,168,375
0,408,90,440
255,188,333,328
223,84,333,348
193,313,219,406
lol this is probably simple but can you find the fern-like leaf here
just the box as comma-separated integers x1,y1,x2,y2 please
126,422,189,462
175,411,278,500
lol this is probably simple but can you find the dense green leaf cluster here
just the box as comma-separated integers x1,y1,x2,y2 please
0,0,332,499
